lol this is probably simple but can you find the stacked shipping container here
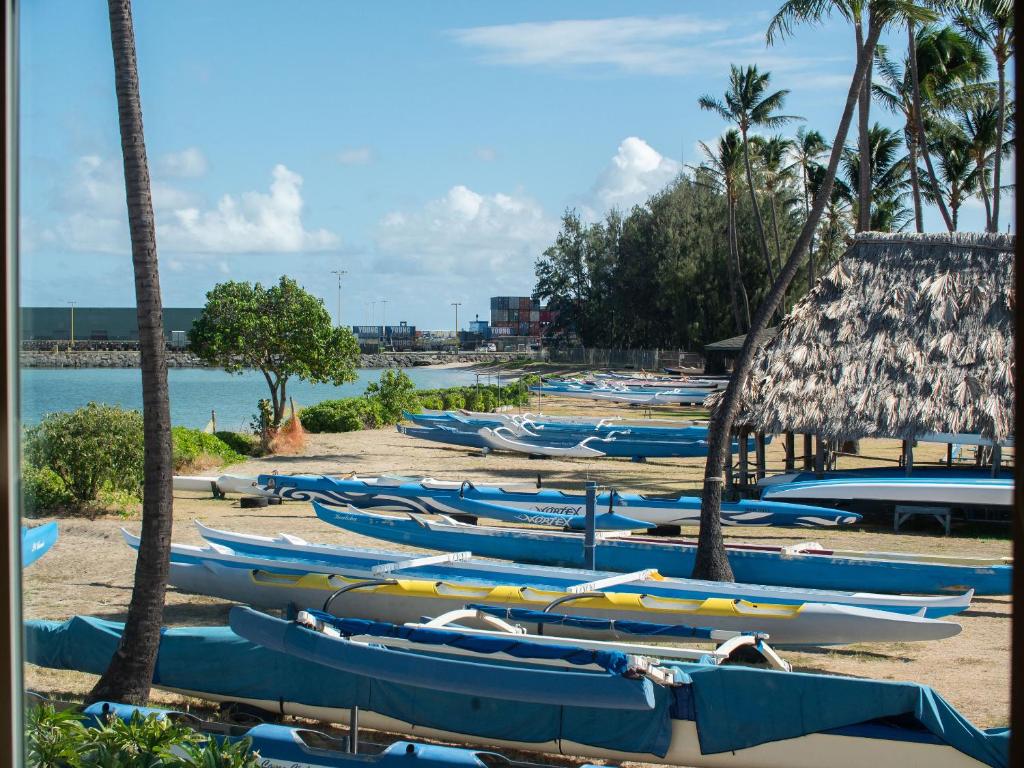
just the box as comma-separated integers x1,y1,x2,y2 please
489,296,548,337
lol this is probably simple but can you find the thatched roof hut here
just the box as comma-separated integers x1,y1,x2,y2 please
734,232,1015,443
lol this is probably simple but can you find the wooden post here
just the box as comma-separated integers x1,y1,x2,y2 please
905,439,914,476
803,434,813,470
755,430,766,481
814,434,825,477
784,431,795,471
992,444,1002,477
738,426,749,490
946,443,953,468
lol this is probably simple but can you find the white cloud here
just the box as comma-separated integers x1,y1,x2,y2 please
450,16,730,75
375,185,557,276
38,158,338,255
158,147,207,178
587,137,682,214
337,147,374,165
474,147,498,162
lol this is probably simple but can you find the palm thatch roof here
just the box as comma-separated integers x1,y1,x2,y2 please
734,232,1015,442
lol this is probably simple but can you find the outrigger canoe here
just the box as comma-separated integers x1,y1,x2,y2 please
25,616,1009,767
313,504,1011,596
22,521,57,568
257,474,862,528
128,529,964,645
761,473,1013,508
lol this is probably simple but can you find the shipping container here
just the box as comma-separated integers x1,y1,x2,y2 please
492,310,507,322
531,298,541,310
529,310,539,322
491,326,513,336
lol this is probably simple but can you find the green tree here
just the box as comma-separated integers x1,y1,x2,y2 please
920,120,979,231
841,123,911,231
955,0,1014,231
955,93,1014,228
792,127,829,288
365,369,418,422
699,65,800,291
189,276,360,428
89,0,175,705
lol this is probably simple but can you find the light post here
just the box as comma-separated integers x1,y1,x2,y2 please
451,302,461,352
330,269,346,327
67,301,77,347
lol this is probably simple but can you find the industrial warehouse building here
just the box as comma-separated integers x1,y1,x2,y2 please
21,307,203,343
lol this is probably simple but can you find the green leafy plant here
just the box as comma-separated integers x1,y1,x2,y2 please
24,403,144,504
363,369,418,422
171,428,246,472
26,703,88,768
22,463,73,515
213,431,260,457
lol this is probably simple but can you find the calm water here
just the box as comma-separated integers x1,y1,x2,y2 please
20,367,486,430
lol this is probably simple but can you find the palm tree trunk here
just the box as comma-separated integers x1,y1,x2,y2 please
768,193,786,312
89,0,173,704
724,202,743,335
991,55,1005,232
692,16,883,582
730,194,752,330
740,130,776,287
856,20,871,232
803,166,816,291
907,123,924,233
908,19,954,231
978,162,993,229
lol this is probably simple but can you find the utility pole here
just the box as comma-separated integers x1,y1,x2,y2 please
67,301,77,347
330,269,346,327
451,302,462,351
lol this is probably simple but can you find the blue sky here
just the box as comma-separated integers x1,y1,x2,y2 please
19,1,1011,328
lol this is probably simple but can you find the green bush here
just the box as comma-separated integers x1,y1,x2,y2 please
441,390,466,410
364,369,419,422
417,394,444,411
26,703,260,768
22,464,73,515
214,430,260,457
24,403,144,504
301,397,383,433
172,427,246,471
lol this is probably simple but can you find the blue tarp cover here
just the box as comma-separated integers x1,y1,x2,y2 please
305,610,632,675
24,617,673,757
683,665,1008,767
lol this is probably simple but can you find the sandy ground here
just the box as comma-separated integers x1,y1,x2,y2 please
22,394,1012,764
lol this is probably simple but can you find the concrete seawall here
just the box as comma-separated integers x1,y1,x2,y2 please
20,350,527,369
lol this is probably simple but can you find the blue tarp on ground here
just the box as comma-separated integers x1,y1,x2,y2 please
682,665,1008,767
24,617,673,757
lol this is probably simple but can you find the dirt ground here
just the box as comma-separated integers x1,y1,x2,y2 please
22,392,1012,765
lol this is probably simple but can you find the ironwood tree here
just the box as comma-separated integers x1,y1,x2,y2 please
189,276,361,428
89,0,174,704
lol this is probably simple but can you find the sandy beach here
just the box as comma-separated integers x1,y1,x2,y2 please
22,396,1011,765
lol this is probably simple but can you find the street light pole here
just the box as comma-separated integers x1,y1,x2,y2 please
330,269,347,327
451,302,461,351
67,301,77,347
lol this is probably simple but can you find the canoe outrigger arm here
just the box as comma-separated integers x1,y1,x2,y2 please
321,578,400,613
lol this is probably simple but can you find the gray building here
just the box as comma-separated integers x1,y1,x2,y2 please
20,307,204,341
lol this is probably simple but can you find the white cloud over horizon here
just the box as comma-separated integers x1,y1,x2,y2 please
34,158,339,256
586,136,682,216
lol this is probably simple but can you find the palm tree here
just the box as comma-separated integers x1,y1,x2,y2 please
768,1,936,232
956,0,1014,231
841,123,911,231
88,0,174,704
956,94,1014,228
696,130,752,332
920,122,978,231
792,127,829,288
874,24,989,231
693,1,926,583
699,65,800,292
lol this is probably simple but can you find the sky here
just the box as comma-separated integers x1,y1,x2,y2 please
19,1,1013,329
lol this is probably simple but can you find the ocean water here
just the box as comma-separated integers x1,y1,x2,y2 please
20,366,491,430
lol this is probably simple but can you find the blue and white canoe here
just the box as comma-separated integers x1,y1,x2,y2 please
761,472,1013,508
26,615,1006,768
22,521,57,568
311,505,1011,596
405,410,711,439
258,473,862,528
76,700,569,767
530,385,711,406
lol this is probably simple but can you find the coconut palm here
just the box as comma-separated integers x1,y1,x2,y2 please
874,24,990,231
955,0,1014,231
768,1,936,232
956,94,1015,228
792,127,829,288
841,123,911,231
699,65,801,291
696,130,752,333
920,122,979,231
88,0,174,704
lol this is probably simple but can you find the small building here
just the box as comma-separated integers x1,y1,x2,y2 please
704,329,777,375
729,232,1014,485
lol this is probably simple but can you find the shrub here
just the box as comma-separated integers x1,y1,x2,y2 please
24,403,144,504
22,464,73,516
441,390,466,410
26,703,260,768
214,430,260,457
417,394,444,411
364,370,418,422
172,427,246,472
301,397,383,432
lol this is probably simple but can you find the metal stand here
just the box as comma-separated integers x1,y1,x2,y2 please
584,482,597,570
894,504,951,536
